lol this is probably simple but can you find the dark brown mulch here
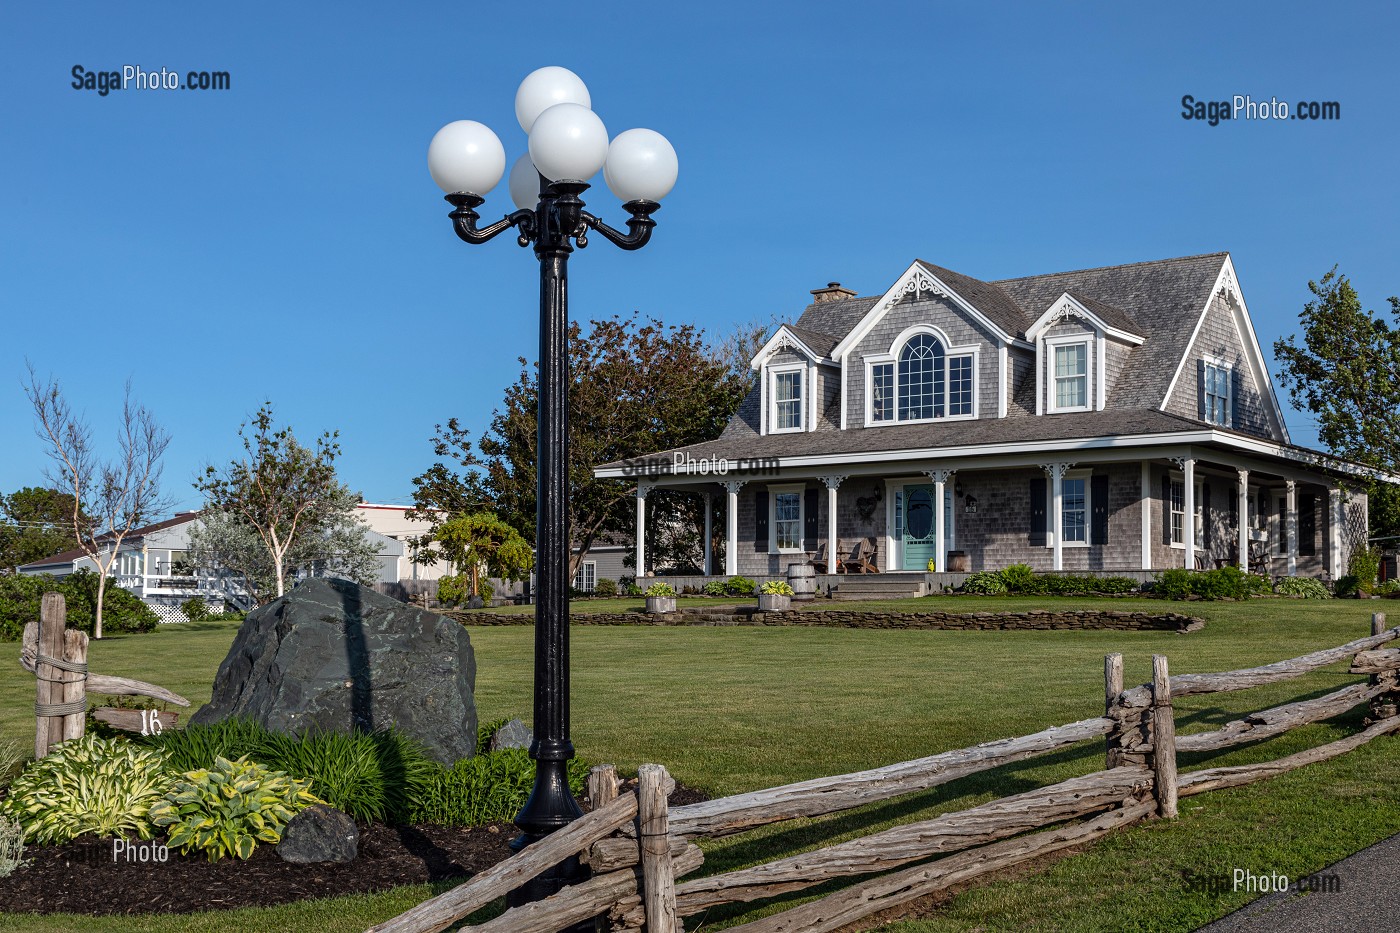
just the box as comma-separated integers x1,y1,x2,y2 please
0,786,708,916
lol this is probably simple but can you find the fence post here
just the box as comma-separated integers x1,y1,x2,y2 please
1104,653,1124,769
34,593,78,759
60,627,89,742
638,763,679,933
1151,654,1178,818
1369,612,1397,719
589,763,620,811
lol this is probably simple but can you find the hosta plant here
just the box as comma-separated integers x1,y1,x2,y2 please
758,580,795,596
0,734,172,844
644,582,676,597
148,755,320,861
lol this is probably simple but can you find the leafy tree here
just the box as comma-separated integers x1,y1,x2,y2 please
430,512,533,602
0,487,83,571
194,405,377,600
24,368,171,638
410,315,754,574
1273,268,1400,538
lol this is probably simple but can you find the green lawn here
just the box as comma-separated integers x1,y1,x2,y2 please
1,598,1398,931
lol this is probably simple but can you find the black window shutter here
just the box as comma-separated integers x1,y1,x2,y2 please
1029,478,1047,546
754,490,769,550
1202,483,1212,547
1230,368,1243,430
1162,474,1172,545
803,488,820,550
1276,494,1286,553
1300,492,1317,555
1091,474,1109,545
1197,358,1208,421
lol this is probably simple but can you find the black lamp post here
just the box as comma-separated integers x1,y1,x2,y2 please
426,66,677,913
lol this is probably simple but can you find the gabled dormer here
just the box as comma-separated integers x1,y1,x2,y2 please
1026,293,1144,415
751,324,839,435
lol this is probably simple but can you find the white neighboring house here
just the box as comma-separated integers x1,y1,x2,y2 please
17,503,447,621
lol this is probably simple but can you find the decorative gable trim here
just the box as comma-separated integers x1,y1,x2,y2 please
1026,293,1144,345
1158,255,1290,443
831,261,1029,362
750,325,824,370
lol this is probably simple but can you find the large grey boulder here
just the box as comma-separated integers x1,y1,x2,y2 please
277,804,359,864
191,577,477,764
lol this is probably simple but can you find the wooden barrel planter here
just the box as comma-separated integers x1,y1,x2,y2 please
645,596,677,614
757,594,792,611
787,564,817,601
947,551,969,573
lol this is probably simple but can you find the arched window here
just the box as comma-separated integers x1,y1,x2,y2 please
898,334,945,420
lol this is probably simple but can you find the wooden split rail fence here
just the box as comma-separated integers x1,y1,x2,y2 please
369,612,1400,933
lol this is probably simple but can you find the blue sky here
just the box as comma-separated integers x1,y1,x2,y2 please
1,2,1396,512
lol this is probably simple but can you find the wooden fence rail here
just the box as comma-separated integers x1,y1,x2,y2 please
371,611,1400,933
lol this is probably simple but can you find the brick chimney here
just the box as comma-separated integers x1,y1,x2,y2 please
810,281,856,303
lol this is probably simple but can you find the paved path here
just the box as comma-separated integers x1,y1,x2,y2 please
1196,831,1400,932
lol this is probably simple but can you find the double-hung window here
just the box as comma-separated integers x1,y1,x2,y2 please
771,368,804,432
1061,477,1087,543
1052,342,1089,411
573,561,596,593
1169,477,1205,547
1203,361,1231,426
870,363,895,422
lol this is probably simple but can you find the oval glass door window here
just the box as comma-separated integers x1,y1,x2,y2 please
907,489,934,539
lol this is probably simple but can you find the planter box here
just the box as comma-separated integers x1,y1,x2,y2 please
645,596,677,614
757,594,792,611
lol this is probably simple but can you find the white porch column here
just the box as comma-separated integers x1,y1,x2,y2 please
1183,458,1196,570
928,469,954,572
1043,463,1071,571
1330,486,1343,578
820,475,846,573
723,481,744,577
1237,469,1250,573
702,494,713,576
1140,462,1152,571
1286,480,1298,576
635,484,650,579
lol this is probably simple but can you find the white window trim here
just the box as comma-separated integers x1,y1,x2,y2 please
768,363,806,435
1167,471,1205,550
1045,468,1092,549
1045,335,1094,414
768,482,806,554
1202,355,1234,427
861,337,980,427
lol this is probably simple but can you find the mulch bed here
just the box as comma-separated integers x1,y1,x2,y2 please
0,785,709,916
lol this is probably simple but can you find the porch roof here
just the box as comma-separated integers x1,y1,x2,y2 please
595,409,1385,483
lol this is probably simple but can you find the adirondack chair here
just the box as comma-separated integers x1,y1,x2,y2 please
845,537,880,574
809,540,836,574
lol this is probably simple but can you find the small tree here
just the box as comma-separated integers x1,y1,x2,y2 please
431,512,533,602
194,407,378,602
0,486,84,572
24,367,171,638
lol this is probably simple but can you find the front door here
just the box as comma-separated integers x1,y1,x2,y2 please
903,484,937,570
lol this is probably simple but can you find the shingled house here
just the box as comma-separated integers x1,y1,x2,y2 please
595,253,1376,584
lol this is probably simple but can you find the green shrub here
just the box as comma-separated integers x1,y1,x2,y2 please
644,582,676,598
1152,566,1266,600
593,578,618,598
725,576,756,596
702,580,727,597
1376,579,1400,596
408,747,589,827
759,580,795,596
180,597,209,622
1335,574,1360,598
0,569,158,641
1274,576,1332,599
1000,564,1036,594
1154,568,1193,600
142,718,438,824
1096,576,1143,595
0,734,172,843
149,755,320,861
0,816,23,878
624,582,644,596
1348,547,1381,595
437,573,494,607
961,571,1008,596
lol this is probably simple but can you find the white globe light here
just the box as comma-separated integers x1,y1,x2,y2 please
528,103,609,183
508,152,542,210
427,120,506,195
515,66,591,134
604,128,679,202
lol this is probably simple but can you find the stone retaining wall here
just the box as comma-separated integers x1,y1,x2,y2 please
451,608,1205,632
